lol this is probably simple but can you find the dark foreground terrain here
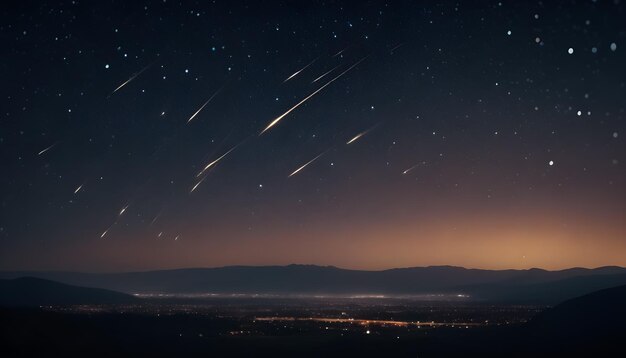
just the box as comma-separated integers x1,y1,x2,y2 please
1,281,626,357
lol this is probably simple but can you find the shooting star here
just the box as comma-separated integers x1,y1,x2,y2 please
37,143,57,156
261,56,368,135
390,42,405,53
100,222,115,238
74,184,84,194
283,57,318,83
101,202,131,238
288,151,327,178
333,46,349,57
346,132,366,145
109,64,151,96
196,139,247,177
119,204,129,216
190,177,206,193
402,162,425,175
311,64,341,84
346,124,380,145
187,87,223,123
150,209,164,225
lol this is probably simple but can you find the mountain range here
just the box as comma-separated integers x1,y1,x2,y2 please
3,264,626,304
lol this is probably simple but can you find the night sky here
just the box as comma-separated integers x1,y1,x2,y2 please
1,1,624,272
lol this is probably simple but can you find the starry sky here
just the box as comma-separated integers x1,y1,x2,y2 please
1,1,625,272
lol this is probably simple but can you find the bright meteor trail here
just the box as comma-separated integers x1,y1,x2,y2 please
100,222,115,238
346,132,366,145
288,151,327,177
261,57,368,135
37,143,57,156
109,64,151,96
196,140,246,177
346,124,379,144
311,64,341,84
283,58,318,83
100,203,129,238
187,87,223,123
190,177,206,193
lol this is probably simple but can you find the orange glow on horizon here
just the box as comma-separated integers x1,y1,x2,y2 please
6,206,624,272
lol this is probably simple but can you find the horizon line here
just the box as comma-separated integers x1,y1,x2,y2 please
1,263,625,275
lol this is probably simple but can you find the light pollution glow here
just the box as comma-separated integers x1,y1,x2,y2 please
4,207,624,272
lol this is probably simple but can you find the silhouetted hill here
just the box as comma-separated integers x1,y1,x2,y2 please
460,273,626,303
511,284,626,354
2,265,626,304
529,283,626,335
0,277,138,306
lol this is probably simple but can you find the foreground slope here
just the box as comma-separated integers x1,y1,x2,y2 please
0,277,138,306
529,283,626,338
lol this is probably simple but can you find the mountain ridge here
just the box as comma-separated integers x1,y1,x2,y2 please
3,263,624,275
2,264,626,304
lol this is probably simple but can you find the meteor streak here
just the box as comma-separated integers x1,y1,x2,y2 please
109,64,151,96
100,223,115,238
187,87,222,123
74,184,83,194
333,46,349,57
151,209,163,225
37,143,57,156
346,124,379,144
190,177,206,193
402,167,415,175
346,132,366,145
311,64,340,83
288,152,326,177
196,140,247,177
283,58,318,83
390,43,405,53
402,162,425,175
119,204,129,216
261,56,368,135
